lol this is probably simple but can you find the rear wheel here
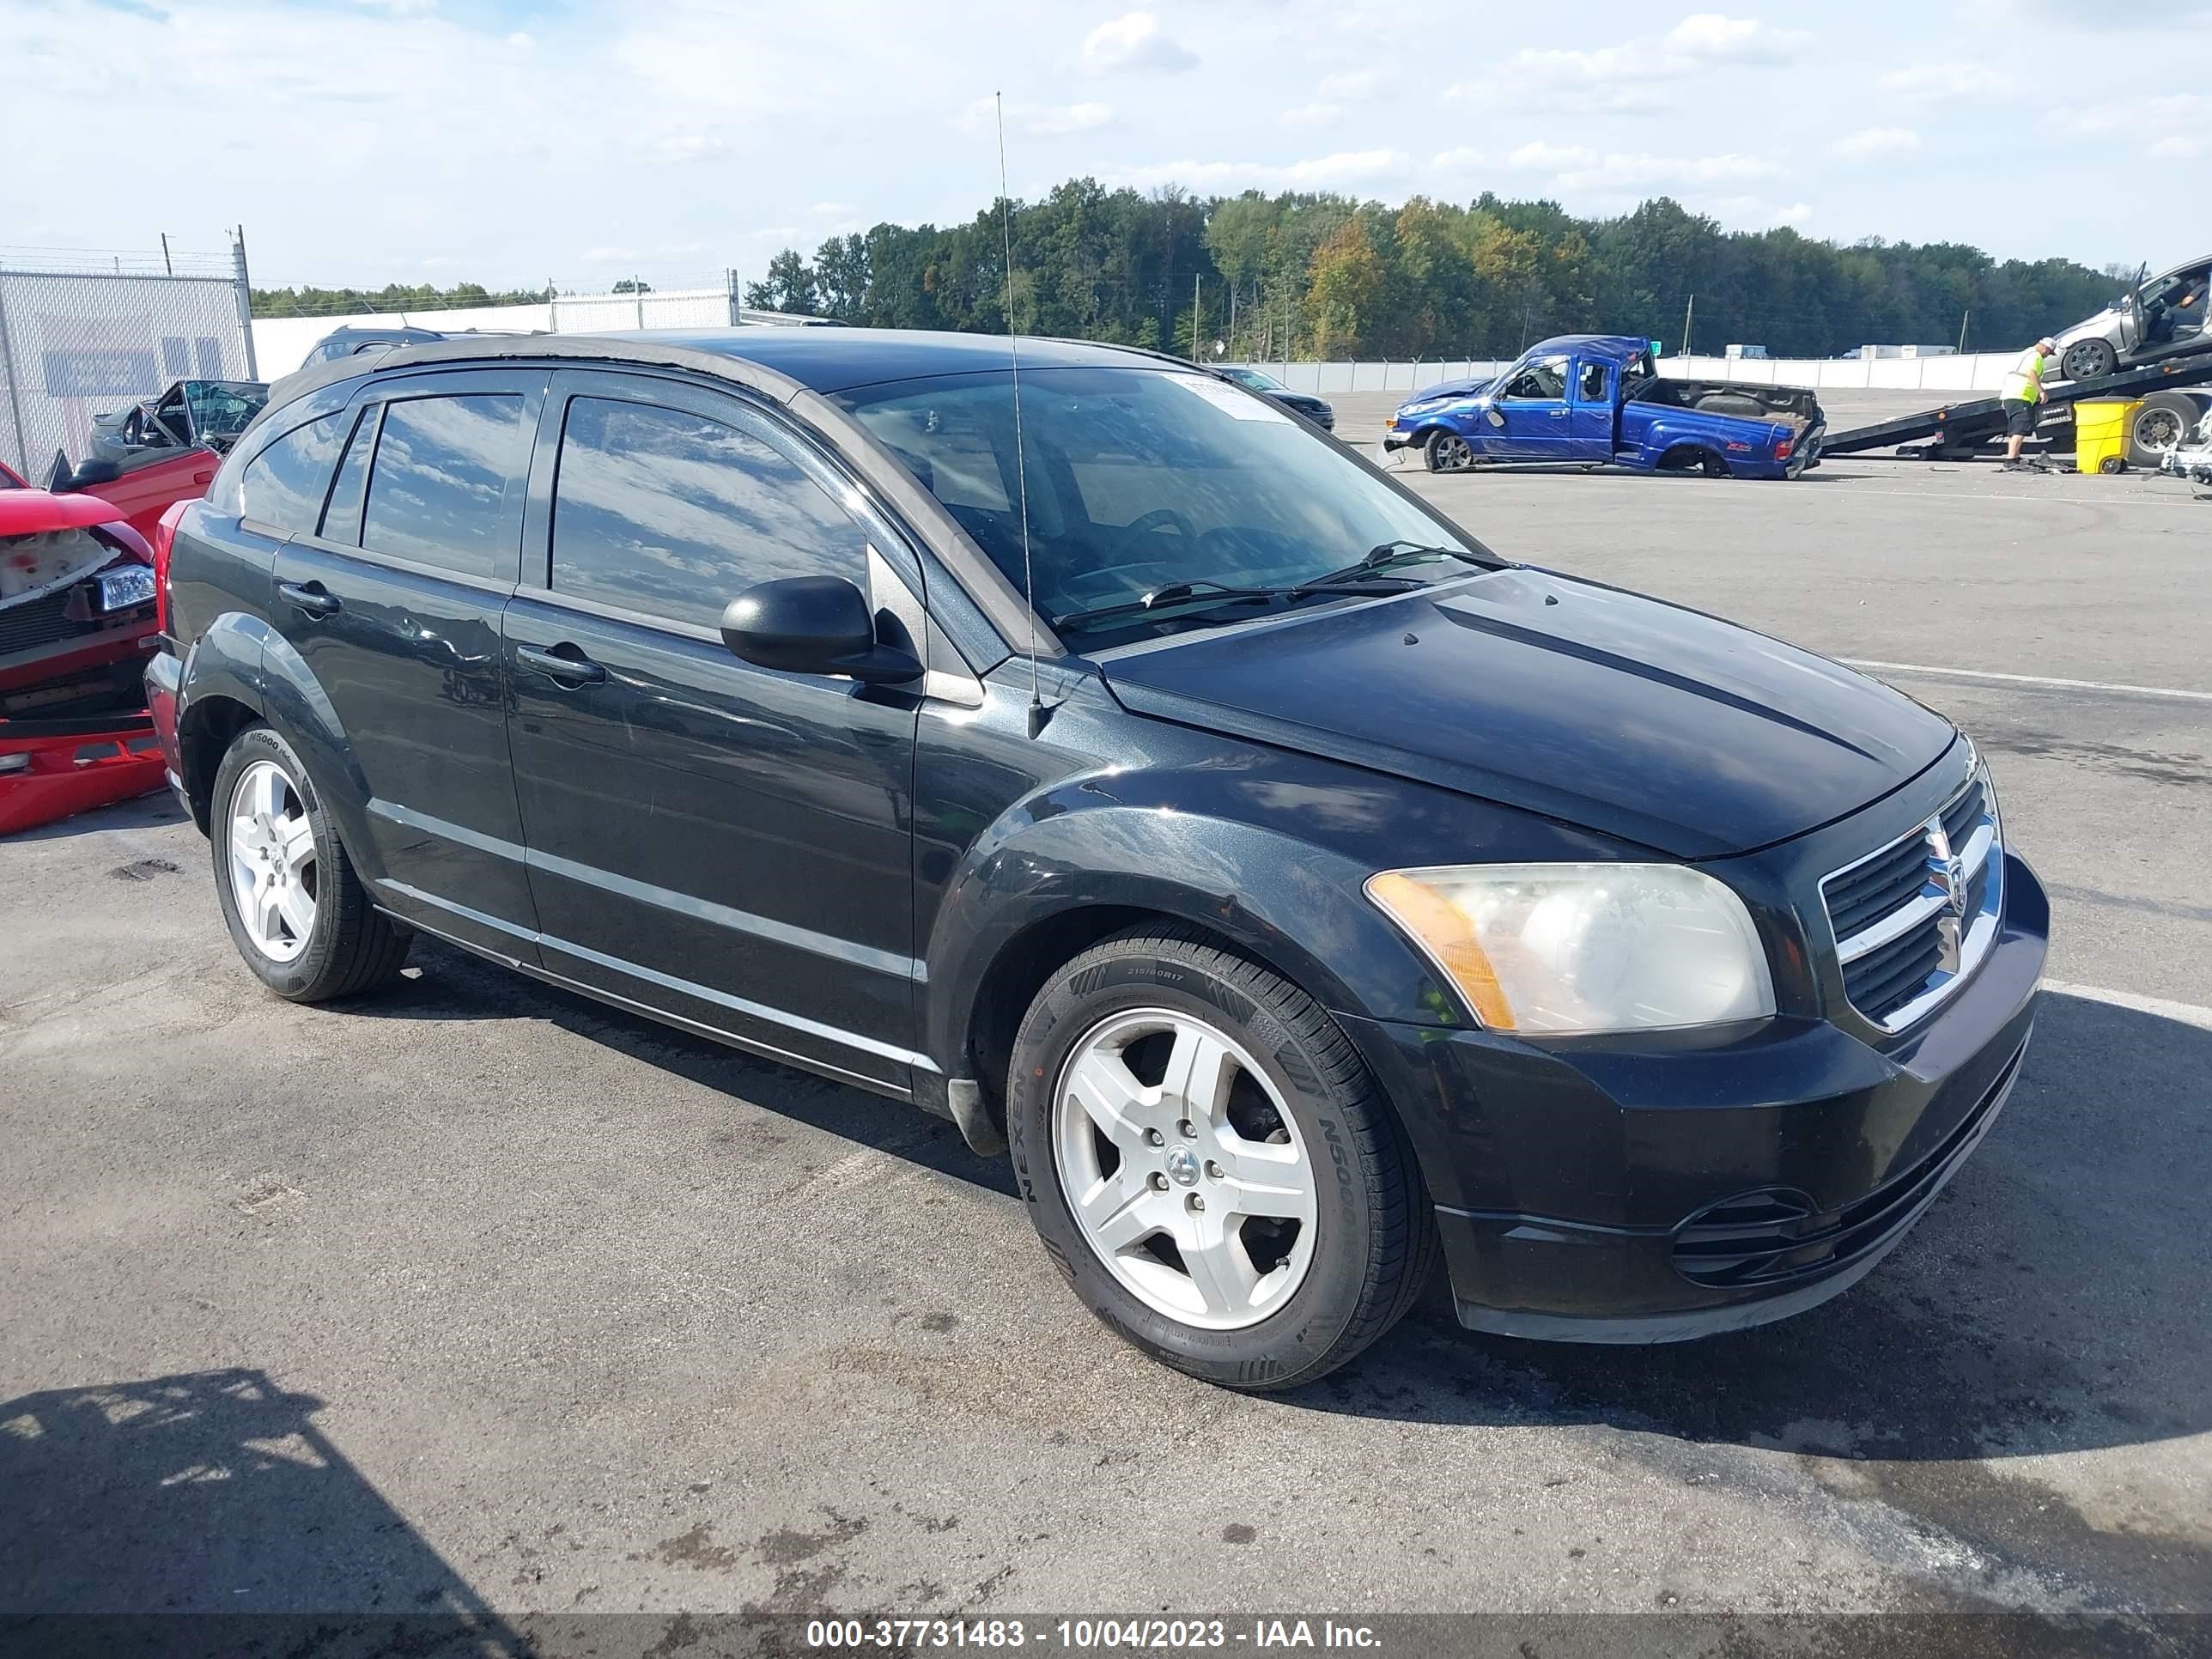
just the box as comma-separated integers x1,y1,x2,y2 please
211,724,411,1001
1424,429,1473,472
2126,392,2203,468
1008,927,1438,1391
2060,337,2117,383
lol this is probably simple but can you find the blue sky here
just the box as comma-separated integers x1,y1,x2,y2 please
3,0,2203,290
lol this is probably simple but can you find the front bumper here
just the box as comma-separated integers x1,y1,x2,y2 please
1345,851,2049,1342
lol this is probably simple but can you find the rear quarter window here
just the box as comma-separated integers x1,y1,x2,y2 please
239,412,351,537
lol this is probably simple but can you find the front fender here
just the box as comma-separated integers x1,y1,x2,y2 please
921,788,1485,1198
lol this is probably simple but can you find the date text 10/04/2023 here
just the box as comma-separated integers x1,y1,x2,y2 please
804,1618,1385,1650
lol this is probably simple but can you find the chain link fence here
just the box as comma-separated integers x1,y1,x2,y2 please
0,242,257,478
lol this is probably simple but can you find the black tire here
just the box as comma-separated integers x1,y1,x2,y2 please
1424,428,1473,473
210,723,412,1001
2059,337,2117,383
1700,452,1735,478
1007,926,1439,1392
2125,392,2204,469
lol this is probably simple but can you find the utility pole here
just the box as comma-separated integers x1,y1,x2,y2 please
1681,293,1694,360
1958,308,1971,354
1228,282,1237,359
1193,271,1200,358
160,234,172,277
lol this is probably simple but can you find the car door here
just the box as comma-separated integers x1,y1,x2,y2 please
502,369,927,1093
266,368,545,960
1568,358,1615,455
1490,355,1572,460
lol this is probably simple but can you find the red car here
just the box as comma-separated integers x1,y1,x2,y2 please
0,459,162,720
59,378,264,544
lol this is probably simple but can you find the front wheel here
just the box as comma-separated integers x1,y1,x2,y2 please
210,724,412,1001
1008,927,1438,1391
2060,337,2118,383
1424,428,1474,472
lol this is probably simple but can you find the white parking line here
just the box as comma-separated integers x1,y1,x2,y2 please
2041,980,2212,1031
1840,659,2212,703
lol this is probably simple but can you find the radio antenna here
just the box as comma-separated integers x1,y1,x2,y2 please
995,92,1046,738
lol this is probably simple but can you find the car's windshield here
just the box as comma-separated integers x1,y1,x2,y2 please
837,367,1480,644
183,380,268,441
1222,367,1288,392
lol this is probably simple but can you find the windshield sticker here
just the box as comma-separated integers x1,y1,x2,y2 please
1166,374,1291,422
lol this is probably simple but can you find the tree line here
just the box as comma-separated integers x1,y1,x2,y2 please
742,183,2121,361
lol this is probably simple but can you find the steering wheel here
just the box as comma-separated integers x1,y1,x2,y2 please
1111,507,1197,556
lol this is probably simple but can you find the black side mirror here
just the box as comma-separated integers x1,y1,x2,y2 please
720,575,921,685
59,458,122,492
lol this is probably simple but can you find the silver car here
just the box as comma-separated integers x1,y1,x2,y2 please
2051,254,2210,382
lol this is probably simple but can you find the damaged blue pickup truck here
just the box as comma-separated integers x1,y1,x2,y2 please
1384,334,1824,479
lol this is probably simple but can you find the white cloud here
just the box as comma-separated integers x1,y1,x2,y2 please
1100,149,1405,191
1830,125,1921,160
1280,101,1342,127
1082,11,1196,76
1317,68,1381,100
956,96,1113,137
1778,202,1813,225
2051,92,2210,137
1449,13,1812,113
1431,143,1784,197
1879,62,2004,100
580,246,641,264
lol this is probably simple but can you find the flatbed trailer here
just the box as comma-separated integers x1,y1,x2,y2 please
1823,336,2212,459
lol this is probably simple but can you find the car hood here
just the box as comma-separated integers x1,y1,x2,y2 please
1097,567,1955,859
1401,378,1494,409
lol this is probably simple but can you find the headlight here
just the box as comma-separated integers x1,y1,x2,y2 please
1366,863,1776,1035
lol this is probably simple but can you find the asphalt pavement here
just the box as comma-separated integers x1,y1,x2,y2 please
3,419,2207,1650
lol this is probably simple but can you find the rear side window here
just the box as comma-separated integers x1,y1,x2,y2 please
1577,362,1609,403
317,406,379,546
239,412,350,536
550,397,870,629
362,394,526,579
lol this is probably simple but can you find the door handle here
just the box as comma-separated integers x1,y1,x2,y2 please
1549,409,1569,418
515,642,606,686
278,580,341,617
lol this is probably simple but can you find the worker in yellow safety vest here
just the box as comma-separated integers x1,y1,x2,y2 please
2000,337,2057,467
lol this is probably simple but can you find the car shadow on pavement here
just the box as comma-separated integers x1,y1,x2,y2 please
0,1366,523,1655
7,787,188,843
333,945,2206,1464
347,936,1019,1198
1310,990,2212,1468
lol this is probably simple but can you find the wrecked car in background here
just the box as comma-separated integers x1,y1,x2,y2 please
1386,335,1822,479
1,459,161,720
51,378,267,545
2050,254,2210,383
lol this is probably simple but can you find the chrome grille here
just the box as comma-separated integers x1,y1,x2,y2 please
1820,766,2002,1033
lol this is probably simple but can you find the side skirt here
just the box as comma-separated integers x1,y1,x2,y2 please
380,904,919,1106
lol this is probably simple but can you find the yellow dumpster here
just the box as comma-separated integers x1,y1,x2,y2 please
2074,398,2140,474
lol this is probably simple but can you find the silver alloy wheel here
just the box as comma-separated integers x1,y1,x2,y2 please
1051,1007,1319,1331
2062,340,2113,382
227,758,318,963
2134,405,2186,454
1428,431,1473,472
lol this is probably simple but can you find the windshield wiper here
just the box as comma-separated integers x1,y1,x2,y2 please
1294,539,1500,592
1051,574,1409,633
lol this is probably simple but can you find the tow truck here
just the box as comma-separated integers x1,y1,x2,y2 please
1822,334,2212,466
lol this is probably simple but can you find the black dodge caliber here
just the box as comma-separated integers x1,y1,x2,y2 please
146,330,2046,1389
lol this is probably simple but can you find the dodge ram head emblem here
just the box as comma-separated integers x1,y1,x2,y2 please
1926,823,1968,974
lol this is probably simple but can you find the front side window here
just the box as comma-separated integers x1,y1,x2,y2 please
549,397,869,629
361,394,526,578
239,412,351,536
838,367,1478,644
1500,357,1569,401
